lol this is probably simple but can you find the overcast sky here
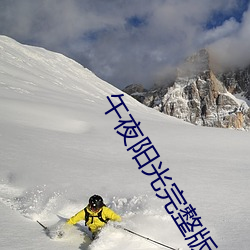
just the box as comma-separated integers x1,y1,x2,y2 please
0,0,249,89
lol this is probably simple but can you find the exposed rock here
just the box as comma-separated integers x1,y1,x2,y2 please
123,84,147,103
123,49,250,130
217,66,250,99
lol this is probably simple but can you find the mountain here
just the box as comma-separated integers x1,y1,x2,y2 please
217,65,250,100
0,36,250,250
123,49,250,130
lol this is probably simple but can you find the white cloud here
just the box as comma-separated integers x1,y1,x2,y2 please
209,5,250,68
0,0,249,88
200,18,240,45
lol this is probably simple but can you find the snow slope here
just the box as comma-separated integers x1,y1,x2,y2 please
0,36,249,250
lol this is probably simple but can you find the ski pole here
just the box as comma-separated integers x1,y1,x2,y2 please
122,227,179,250
37,220,48,231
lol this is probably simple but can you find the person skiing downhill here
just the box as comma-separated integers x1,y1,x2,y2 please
67,195,121,239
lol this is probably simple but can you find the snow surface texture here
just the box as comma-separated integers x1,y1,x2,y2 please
0,35,250,250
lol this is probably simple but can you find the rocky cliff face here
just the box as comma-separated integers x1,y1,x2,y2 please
217,66,250,99
123,49,250,130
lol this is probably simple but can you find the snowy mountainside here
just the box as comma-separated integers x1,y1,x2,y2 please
0,36,250,250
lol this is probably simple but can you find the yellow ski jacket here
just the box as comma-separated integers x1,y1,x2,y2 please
67,206,121,233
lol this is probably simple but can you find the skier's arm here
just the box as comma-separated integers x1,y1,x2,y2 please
104,207,122,222
67,209,85,225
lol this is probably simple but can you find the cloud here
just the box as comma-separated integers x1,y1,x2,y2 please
200,18,240,45
0,0,249,89
208,3,250,69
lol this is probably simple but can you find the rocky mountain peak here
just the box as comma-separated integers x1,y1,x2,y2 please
177,48,210,78
123,49,250,130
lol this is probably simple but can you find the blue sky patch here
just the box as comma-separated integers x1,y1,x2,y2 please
126,15,148,28
206,0,249,29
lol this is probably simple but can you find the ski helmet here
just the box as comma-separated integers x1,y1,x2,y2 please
89,195,104,210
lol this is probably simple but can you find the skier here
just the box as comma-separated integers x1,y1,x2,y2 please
66,194,122,239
